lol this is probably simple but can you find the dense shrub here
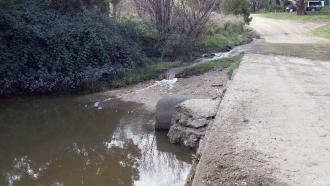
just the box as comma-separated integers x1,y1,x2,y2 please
48,0,110,14
220,0,252,23
0,0,147,96
0,0,17,10
120,14,161,57
197,14,249,53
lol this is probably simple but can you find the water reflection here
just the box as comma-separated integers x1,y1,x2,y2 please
0,95,191,186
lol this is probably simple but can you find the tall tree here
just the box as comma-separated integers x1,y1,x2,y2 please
251,0,257,12
133,0,175,36
221,0,252,23
277,0,285,11
295,0,305,15
268,0,272,12
178,0,218,39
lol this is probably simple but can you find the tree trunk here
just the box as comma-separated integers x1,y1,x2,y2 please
279,0,285,11
268,0,272,12
252,0,257,12
296,0,305,15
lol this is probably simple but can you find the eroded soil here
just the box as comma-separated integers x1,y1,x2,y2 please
103,70,228,112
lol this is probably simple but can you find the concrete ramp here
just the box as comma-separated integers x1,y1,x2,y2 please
189,53,330,186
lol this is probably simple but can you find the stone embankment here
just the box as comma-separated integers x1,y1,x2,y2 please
155,95,221,149
167,98,219,149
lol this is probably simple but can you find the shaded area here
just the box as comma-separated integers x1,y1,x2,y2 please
0,95,191,186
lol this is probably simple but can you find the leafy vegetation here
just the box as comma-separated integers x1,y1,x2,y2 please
0,0,147,96
313,24,330,39
0,0,17,10
220,0,252,23
198,24,250,53
319,5,330,14
258,12,330,22
227,53,244,78
0,0,251,96
113,14,250,86
134,0,222,60
177,53,244,78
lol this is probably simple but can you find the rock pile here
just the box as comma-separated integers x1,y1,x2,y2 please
155,95,210,131
167,99,219,149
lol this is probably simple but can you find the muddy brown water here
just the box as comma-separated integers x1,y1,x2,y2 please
1,39,328,186
0,95,192,186
246,41,330,61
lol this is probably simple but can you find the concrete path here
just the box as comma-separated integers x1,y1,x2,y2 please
189,16,330,186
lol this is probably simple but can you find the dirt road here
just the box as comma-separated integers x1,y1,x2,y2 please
250,16,330,44
189,16,330,185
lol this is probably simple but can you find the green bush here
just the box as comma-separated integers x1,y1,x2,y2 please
0,0,17,10
177,53,244,78
0,0,147,96
160,33,195,60
198,24,249,53
319,5,329,14
221,0,252,23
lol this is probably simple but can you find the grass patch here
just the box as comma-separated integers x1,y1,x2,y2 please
112,59,184,87
257,12,330,22
227,54,244,78
198,25,250,53
177,53,244,78
319,5,330,14
313,24,330,39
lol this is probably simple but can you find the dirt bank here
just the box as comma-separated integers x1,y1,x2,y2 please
188,15,330,186
103,69,228,112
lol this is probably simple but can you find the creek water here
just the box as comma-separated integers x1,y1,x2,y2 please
246,42,330,61
0,45,245,186
0,94,192,186
1,39,328,186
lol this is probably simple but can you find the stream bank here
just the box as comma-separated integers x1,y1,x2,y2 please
0,21,255,186
104,47,247,112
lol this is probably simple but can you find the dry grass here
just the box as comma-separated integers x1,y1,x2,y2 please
209,13,245,29
198,13,250,52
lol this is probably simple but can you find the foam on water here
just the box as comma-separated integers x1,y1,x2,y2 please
142,78,178,91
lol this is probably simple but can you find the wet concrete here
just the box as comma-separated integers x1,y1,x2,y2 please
246,41,330,61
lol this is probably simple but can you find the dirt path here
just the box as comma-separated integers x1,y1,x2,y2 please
189,16,330,186
250,15,330,44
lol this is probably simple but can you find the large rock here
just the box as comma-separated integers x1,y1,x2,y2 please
155,95,211,131
167,99,219,149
